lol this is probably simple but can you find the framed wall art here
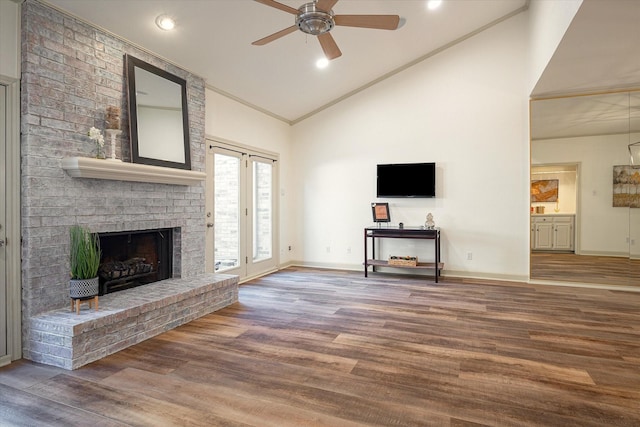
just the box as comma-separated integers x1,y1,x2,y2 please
531,179,559,202
613,165,640,207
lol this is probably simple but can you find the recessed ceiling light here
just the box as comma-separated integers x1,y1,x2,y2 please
316,57,329,69
427,0,443,11
155,15,175,31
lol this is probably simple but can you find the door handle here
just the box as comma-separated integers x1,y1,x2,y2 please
0,239,5,247
206,223,214,228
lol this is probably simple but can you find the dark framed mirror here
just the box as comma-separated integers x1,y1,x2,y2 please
125,54,191,170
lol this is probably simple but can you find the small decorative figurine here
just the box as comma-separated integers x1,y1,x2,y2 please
425,213,435,229
105,106,121,130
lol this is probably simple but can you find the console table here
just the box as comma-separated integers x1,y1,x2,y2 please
364,226,443,282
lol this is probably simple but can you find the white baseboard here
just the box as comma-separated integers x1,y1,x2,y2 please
283,260,362,272
275,261,640,292
442,270,528,283
282,261,529,284
575,250,628,258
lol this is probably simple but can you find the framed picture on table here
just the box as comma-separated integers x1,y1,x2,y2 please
371,203,390,223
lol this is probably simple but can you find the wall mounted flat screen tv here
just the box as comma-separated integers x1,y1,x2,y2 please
377,162,436,198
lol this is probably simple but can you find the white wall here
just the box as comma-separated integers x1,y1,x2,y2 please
291,13,530,281
532,133,635,256
205,90,295,265
0,0,20,79
527,0,582,94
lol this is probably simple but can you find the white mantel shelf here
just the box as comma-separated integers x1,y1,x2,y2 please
62,157,206,186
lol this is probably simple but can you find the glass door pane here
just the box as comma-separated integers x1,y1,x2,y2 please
252,160,273,263
214,152,242,272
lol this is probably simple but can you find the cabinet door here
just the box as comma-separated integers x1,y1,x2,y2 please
535,223,554,249
531,219,535,249
554,222,574,250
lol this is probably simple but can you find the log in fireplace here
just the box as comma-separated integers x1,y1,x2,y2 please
98,228,173,295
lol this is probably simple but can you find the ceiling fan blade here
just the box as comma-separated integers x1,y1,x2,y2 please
334,15,400,30
318,33,342,60
316,0,339,11
254,0,299,15
252,25,298,46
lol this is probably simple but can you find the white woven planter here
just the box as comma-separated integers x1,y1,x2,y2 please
69,277,99,299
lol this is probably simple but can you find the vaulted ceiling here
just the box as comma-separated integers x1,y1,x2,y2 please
531,0,640,140
42,0,640,137
44,0,528,123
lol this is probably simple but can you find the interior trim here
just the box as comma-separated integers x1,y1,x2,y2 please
530,86,640,102
1,76,21,361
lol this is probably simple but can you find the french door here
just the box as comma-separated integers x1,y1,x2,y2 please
205,140,278,280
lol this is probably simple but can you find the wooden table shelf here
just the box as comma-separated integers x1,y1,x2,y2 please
364,226,443,282
366,259,445,270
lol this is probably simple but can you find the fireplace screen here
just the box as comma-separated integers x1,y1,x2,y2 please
98,229,173,294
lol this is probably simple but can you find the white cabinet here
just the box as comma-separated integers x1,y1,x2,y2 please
552,216,574,250
535,221,554,250
531,215,574,252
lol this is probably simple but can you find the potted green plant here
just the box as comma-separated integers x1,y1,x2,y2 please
69,225,101,299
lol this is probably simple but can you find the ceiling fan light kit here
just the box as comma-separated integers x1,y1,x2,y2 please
253,0,401,61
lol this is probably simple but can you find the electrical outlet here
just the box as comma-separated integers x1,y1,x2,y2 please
326,246,331,253
467,252,473,260
288,245,292,251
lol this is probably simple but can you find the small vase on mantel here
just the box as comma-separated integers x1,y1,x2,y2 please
105,129,122,162
88,127,105,159
105,106,123,161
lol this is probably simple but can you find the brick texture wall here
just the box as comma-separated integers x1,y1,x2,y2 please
20,0,206,349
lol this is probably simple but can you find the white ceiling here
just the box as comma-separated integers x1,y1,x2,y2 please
531,92,640,140
532,0,640,98
44,0,528,123
531,0,640,140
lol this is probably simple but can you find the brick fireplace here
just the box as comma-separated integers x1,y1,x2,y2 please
20,1,238,369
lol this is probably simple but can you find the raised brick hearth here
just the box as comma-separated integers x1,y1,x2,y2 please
28,274,238,369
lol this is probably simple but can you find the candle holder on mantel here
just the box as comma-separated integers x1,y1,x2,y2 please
105,129,122,162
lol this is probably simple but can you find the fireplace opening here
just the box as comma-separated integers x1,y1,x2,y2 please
98,228,173,295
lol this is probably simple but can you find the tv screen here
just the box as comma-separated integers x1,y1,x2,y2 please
377,162,436,198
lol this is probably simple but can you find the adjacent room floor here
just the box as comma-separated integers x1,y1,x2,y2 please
1,268,639,426
531,252,640,288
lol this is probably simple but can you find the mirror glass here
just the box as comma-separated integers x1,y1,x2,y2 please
126,54,191,170
530,91,640,287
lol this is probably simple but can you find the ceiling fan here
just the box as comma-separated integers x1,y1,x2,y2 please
252,0,401,60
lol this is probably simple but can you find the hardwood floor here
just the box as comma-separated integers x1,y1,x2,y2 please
531,252,640,287
1,267,639,426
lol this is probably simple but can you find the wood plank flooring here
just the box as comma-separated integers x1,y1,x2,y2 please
531,252,640,287
1,267,639,426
